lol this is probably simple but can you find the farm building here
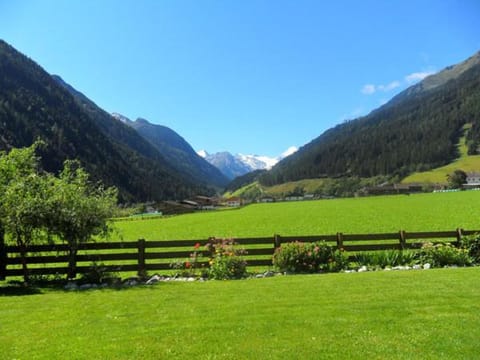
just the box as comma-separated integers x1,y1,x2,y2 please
464,172,480,189
224,197,242,207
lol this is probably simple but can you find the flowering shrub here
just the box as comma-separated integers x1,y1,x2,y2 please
170,242,205,277
205,238,247,279
272,241,344,273
420,242,472,267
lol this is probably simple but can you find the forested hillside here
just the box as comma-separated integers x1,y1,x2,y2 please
54,75,228,188
125,117,229,188
261,51,480,186
0,40,210,202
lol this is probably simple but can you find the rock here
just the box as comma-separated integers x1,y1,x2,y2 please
146,275,161,285
263,271,275,278
255,274,264,278
423,263,431,270
187,277,196,282
123,277,139,286
64,281,78,291
413,264,422,270
358,266,368,273
79,283,94,290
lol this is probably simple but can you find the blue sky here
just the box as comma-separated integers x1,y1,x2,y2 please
1,0,479,157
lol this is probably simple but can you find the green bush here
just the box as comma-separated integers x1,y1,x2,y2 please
329,249,350,272
80,262,119,284
459,234,480,263
420,242,472,267
272,241,344,273
355,250,418,269
206,238,247,280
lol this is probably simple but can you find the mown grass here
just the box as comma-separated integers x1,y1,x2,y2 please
115,191,480,241
1,268,479,359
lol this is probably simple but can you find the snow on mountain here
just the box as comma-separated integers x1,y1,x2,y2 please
197,149,208,158
281,146,299,158
198,146,298,179
111,112,132,124
237,154,276,170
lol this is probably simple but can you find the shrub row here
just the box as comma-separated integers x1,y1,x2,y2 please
272,234,480,274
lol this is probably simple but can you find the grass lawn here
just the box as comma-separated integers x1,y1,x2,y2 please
1,267,479,359
115,191,480,241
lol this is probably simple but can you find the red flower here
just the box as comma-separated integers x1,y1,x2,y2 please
185,261,191,268
194,243,201,249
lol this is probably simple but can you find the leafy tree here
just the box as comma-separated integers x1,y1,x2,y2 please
0,143,53,283
447,170,467,189
0,144,118,282
48,160,118,279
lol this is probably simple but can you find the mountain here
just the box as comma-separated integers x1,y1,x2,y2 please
199,151,253,180
260,51,480,186
0,39,210,202
200,147,298,180
112,114,229,188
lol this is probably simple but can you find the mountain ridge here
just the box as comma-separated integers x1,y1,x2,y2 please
112,114,229,188
260,50,480,186
199,147,297,180
0,39,210,202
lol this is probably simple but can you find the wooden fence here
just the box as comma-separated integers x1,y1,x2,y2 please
0,228,477,280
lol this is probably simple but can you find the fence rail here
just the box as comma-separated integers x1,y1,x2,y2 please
0,229,478,280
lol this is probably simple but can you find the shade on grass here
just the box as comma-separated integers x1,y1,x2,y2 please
1,267,479,359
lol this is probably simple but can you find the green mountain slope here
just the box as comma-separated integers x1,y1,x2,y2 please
126,117,229,188
261,51,480,186
402,124,480,184
53,74,228,189
0,39,209,202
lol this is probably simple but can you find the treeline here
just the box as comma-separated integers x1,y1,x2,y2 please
261,55,480,186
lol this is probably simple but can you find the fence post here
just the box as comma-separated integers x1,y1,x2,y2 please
137,239,146,279
455,228,464,246
274,234,281,250
336,232,344,250
399,230,406,250
0,231,6,280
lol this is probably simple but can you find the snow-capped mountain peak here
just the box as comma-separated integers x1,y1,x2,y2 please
197,149,208,158
199,146,298,180
237,154,277,170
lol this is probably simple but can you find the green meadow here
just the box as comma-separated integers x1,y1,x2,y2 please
115,191,480,241
1,268,479,359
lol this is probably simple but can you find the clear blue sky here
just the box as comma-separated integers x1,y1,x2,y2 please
1,0,479,157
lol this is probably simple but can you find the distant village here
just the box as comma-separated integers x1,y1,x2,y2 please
140,172,480,216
